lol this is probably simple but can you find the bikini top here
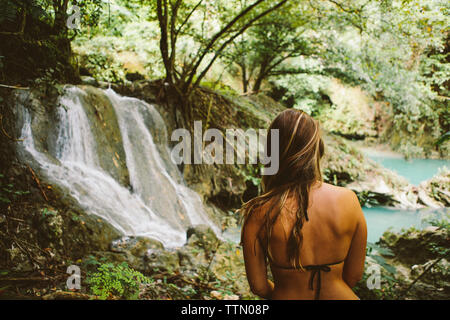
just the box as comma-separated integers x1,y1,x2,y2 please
269,258,345,300
263,209,345,300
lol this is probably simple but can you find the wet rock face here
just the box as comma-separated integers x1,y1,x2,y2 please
77,86,130,188
183,164,246,213
65,211,122,255
16,86,131,189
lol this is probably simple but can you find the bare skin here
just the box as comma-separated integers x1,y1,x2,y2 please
242,181,367,300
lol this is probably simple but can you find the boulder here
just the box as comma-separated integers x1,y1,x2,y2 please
379,227,449,265
80,76,98,87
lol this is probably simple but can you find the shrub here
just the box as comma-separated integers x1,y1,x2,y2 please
86,262,150,300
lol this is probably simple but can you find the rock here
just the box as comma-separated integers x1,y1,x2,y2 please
109,236,168,272
79,67,92,77
409,258,449,293
63,210,122,257
97,81,111,89
418,186,444,208
125,72,145,82
143,248,179,273
7,246,35,272
177,227,217,269
187,225,217,241
379,227,449,265
210,290,222,299
186,225,220,253
419,168,450,207
78,86,131,188
80,76,98,86
424,226,440,233
320,79,378,139
110,236,164,254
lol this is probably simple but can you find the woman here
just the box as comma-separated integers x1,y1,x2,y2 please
240,109,367,300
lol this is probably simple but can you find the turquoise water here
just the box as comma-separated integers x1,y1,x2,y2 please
223,207,448,244
363,153,449,241
367,155,449,185
224,154,449,244
363,207,448,243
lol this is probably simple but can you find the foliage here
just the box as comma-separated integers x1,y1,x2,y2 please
73,2,165,82
241,164,262,191
152,0,290,98
321,0,449,155
86,262,150,300
354,241,399,299
424,215,450,231
222,1,321,93
271,73,330,115
40,207,57,220
71,0,449,156
355,191,381,207
0,173,30,205
77,51,125,83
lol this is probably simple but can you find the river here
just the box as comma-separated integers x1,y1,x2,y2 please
223,152,449,244
362,151,449,242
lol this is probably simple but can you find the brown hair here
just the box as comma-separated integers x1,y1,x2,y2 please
240,109,324,269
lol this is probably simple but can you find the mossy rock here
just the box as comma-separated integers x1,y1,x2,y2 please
378,226,450,265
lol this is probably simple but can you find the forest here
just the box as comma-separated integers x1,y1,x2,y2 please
0,0,449,301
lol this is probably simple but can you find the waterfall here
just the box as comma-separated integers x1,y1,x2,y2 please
17,86,220,248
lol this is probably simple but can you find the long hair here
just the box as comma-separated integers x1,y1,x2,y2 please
240,109,324,270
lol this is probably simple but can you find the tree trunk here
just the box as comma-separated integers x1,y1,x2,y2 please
157,0,173,84
241,63,248,93
53,0,69,36
253,71,265,93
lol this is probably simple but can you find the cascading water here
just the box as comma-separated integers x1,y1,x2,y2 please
16,86,220,248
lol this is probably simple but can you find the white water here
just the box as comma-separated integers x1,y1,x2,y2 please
17,86,219,248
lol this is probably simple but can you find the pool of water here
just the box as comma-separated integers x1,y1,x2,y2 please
366,155,449,185
224,152,449,246
223,207,449,244
363,206,448,243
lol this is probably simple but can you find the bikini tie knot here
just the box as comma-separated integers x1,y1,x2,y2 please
305,265,332,300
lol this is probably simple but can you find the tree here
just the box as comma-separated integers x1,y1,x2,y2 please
153,0,290,117
222,1,323,93
0,0,103,83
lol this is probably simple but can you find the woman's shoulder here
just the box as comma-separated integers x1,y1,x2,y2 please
318,182,362,217
319,182,359,202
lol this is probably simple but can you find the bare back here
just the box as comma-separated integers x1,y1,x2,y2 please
242,182,367,300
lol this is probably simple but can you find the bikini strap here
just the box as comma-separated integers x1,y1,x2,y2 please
304,260,345,300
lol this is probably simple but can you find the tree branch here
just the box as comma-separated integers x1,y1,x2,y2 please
174,0,204,37
184,0,268,91
191,0,289,91
401,255,447,298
